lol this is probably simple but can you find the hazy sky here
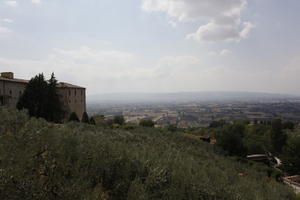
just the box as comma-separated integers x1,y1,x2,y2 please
0,0,300,95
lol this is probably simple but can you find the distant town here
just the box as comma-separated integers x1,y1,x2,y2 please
88,99,300,128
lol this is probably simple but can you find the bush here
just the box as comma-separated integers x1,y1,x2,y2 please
216,123,247,156
89,117,96,125
114,115,125,125
69,112,79,122
81,112,90,123
17,73,64,123
283,136,300,174
139,120,155,127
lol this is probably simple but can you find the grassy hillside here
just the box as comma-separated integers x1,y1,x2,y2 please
0,107,296,199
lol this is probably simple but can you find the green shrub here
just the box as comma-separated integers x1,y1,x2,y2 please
139,120,155,127
89,116,96,125
69,112,79,122
114,115,125,125
81,112,90,123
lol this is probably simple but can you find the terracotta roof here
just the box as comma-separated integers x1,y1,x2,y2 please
0,76,28,84
56,82,85,89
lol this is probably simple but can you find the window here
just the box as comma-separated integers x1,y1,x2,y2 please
9,90,12,95
69,90,71,96
81,90,83,96
75,90,77,96
19,91,22,96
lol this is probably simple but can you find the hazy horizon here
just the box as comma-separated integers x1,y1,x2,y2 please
1,0,300,95
87,91,300,104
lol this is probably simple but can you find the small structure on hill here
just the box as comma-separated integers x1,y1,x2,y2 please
246,153,282,168
0,72,86,119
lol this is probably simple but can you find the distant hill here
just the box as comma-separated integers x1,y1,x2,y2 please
88,91,299,104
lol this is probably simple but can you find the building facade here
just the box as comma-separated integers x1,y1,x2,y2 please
0,72,86,119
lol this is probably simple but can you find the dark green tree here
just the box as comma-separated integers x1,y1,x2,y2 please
271,119,287,153
209,120,227,128
217,123,247,156
89,116,96,125
46,73,64,122
69,112,79,122
17,73,64,123
81,112,90,123
113,115,125,125
17,74,48,119
282,121,295,131
139,119,155,127
283,136,300,174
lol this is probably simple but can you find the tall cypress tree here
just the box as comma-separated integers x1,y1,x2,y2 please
81,112,90,123
17,74,48,118
17,73,64,123
271,119,287,153
46,73,64,123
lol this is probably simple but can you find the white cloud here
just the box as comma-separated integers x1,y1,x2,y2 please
168,20,177,28
2,18,14,23
208,49,232,56
31,0,41,4
4,1,18,7
0,26,11,34
0,46,145,93
186,20,254,42
154,55,201,77
220,49,232,56
0,46,203,93
2,46,299,95
142,0,254,42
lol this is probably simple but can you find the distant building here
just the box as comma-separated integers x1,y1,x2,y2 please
0,72,86,119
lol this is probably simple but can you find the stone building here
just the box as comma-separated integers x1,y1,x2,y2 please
0,72,86,119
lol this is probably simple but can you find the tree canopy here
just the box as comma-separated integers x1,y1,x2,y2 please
81,112,90,123
139,119,155,127
17,73,64,123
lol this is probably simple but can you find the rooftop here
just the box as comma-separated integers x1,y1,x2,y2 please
0,72,85,89
0,76,28,84
57,82,85,89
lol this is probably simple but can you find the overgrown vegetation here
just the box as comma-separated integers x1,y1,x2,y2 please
0,107,296,199
189,119,300,175
139,119,155,127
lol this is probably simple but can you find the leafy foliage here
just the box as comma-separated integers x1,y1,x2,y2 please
69,112,79,122
81,112,90,124
283,135,300,174
139,119,155,127
17,73,64,123
114,115,125,125
271,119,287,153
89,116,96,125
0,107,296,200
216,122,247,156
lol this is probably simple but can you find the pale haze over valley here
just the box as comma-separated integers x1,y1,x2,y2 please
0,0,300,96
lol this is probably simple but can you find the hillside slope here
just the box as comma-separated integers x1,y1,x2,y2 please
0,107,296,200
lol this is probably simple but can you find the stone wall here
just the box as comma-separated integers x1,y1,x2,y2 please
0,80,26,107
0,79,86,120
57,87,86,120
